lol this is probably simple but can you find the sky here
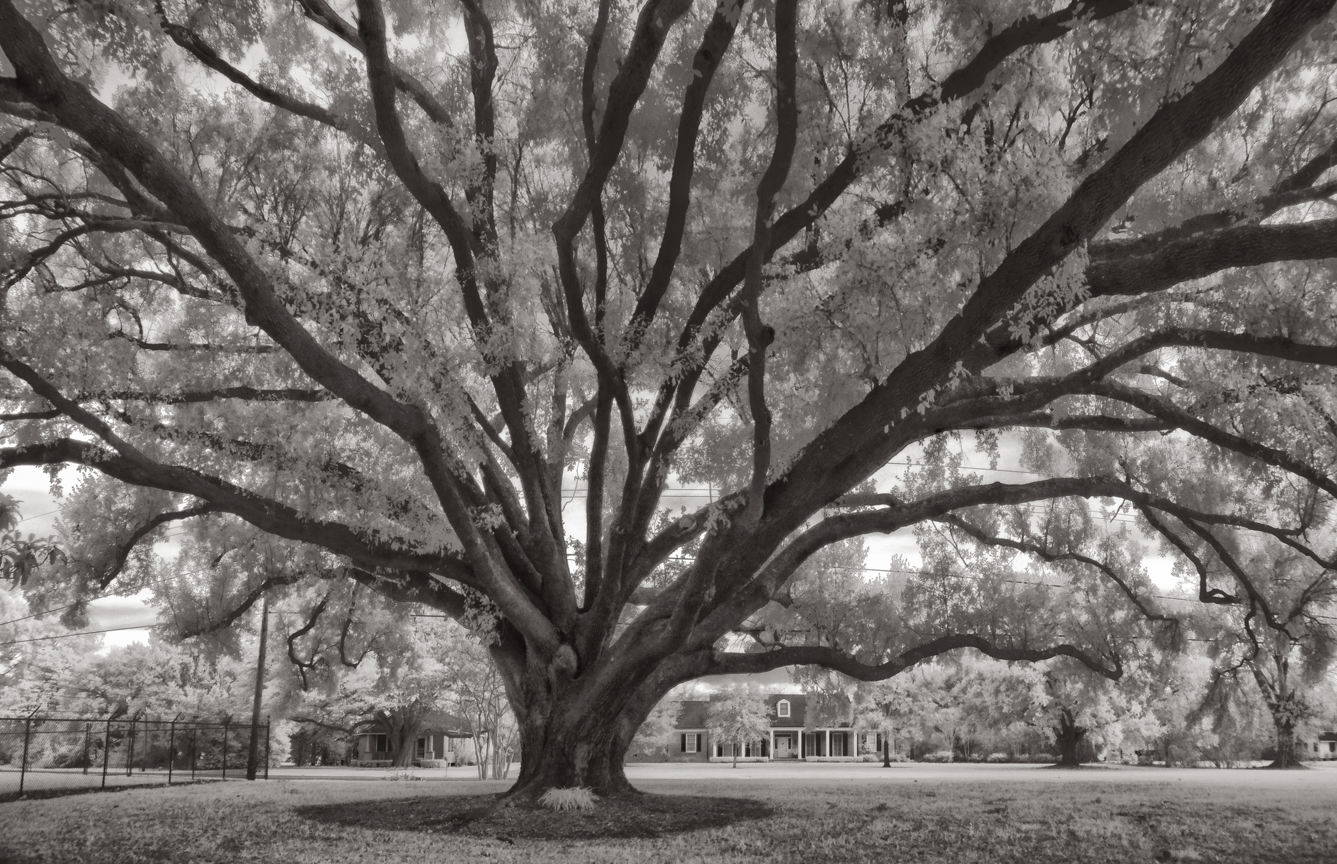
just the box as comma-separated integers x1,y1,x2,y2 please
2,465,159,650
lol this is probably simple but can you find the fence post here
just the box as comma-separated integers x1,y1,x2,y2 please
83,723,91,776
18,716,32,796
126,718,137,777
190,726,197,781
167,720,176,785
101,718,112,789
222,719,229,779
264,718,270,780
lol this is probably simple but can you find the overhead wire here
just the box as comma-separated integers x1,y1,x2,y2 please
0,560,233,629
0,623,160,647
12,507,62,526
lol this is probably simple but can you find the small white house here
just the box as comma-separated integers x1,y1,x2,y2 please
1302,732,1337,760
349,710,472,767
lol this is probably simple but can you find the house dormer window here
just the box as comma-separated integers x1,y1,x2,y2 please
777,699,790,719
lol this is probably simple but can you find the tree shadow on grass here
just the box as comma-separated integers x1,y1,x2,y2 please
297,792,773,841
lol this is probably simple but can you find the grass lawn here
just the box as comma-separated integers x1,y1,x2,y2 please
1,763,1335,863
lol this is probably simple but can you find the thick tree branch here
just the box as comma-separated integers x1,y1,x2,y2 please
763,0,1336,539
96,503,218,589
0,0,432,443
1091,182,1337,259
0,436,473,581
1089,217,1337,297
1083,379,1337,499
709,633,1122,681
935,512,1178,627
157,11,376,148
631,0,743,331
740,0,799,528
177,570,312,640
293,0,457,130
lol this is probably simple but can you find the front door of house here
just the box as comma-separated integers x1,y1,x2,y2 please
776,737,790,758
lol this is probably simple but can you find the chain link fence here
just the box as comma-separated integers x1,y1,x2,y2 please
0,715,270,800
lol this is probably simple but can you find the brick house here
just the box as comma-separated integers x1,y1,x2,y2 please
669,693,883,762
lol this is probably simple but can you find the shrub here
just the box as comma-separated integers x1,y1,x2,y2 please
538,787,599,811
919,751,953,763
986,752,1010,763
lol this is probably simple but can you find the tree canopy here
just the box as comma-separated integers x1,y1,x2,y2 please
5,0,1337,795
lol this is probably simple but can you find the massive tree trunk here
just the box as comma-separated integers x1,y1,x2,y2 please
1054,710,1087,767
1252,651,1307,769
506,705,638,798
1272,715,1301,769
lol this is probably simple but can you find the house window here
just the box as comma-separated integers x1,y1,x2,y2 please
682,733,699,753
371,733,389,753
777,700,790,719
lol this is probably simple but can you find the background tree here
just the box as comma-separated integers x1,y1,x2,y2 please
629,695,683,761
705,686,772,767
6,0,1337,798
285,624,452,768
1189,539,1337,767
0,585,99,715
429,619,518,779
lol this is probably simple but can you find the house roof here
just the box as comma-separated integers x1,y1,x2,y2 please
1318,731,1337,742
424,710,473,738
675,693,812,729
361,710,471,738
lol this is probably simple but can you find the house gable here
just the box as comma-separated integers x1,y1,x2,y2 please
674,693,810,729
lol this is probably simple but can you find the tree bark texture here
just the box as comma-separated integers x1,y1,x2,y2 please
1055,711,1087,767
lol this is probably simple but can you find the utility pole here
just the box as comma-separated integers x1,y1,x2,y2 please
246,594,270,780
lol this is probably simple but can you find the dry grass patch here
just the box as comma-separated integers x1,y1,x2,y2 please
299,791,771,840
0,766,1334,863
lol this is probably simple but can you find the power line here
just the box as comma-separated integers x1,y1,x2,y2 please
884,461,1044,477
13,508,62,526
0,559,235,630
0,622,158,647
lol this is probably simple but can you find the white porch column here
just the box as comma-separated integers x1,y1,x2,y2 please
825,729,830,758
769,729,774,761
853,730,858,758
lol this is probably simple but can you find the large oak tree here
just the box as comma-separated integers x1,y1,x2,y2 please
4,0,1337,797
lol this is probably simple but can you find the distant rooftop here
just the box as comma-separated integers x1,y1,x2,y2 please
676,693,830,729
